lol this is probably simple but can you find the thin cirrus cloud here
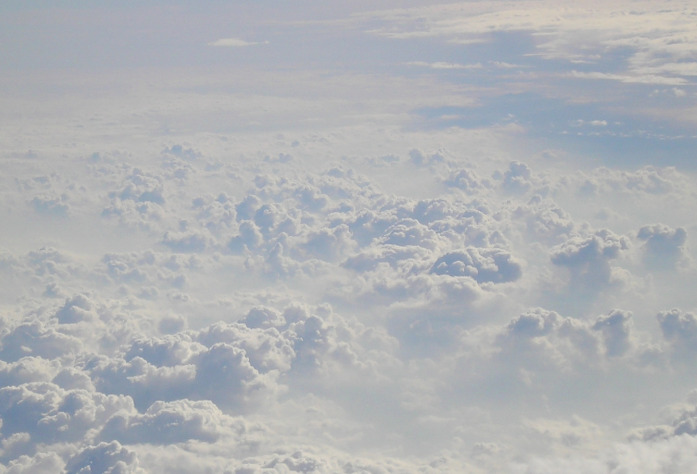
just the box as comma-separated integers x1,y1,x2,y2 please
207,37,268,47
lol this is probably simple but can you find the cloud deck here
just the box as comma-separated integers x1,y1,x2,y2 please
1,1,697,472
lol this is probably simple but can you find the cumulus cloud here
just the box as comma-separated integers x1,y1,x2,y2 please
0,382,133,445
2,139,694,471
431,247,522,284
0,320,83,363
501,161,533,194
592,309,633,357
99,399,229,444
31,195,69,217
161,229,212,253
637,223,688,269
443,168,486,193
657,309,697,360
550,229,631,299
2,1,697,471
64,441,143,474
55,294,99,324
495,308,602,373
193,342,280,411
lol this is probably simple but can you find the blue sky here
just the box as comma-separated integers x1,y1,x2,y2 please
2,1,697,472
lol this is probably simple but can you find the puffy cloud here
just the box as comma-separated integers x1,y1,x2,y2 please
193,342,280,411
551,230,629,267
100,168,167,230
443,168,485,193
0,452,64,474
99,399,230,444
161,229,212,253
87,354,197,411
1,147,692,473
409,148,446,167
54,294,98,324
657,309,697,359
192,193,236,232
581,166,683,196
299,224,355,261
511,435,697,474
431,247,522,284
0,357,58,387
480,306,644,398
496,308,601,372
510,196,575,245
0,320,83,363
228,221,264,253
379,218,440,249
0,382,133,445
97,251,198,297
592,309,633,357
3,5,697,469
124,334,204,367
64,441,143,474
15,247,84,282
197,322,294,373
115,169,165,205
500,161,533,194
84,315,300,413
550,229,631,301
522,415,604,449
637,224,688,269
30,194,69,217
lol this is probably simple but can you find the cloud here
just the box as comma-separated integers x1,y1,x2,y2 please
207,38,267,47
0,382,133,445
550,229,630,292
0,142,694,472
406,61,481,70
511,435,697,474
0,356,58,387
495,308,602,373
1,452,65,474
443,168,486,193
161,230,212,253
64,441,143,474
30,195,69,217
2,2,697,471
637,224,688,270
592,309,633,357
657,309,697,359
0,320,83,363
431,247,522,284
55,294,98,324
579,166,683,196
501,161,533,194
99,399,229,444
193,342,280,411
366,2,697,87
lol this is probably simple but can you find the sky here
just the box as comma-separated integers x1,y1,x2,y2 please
1,1,697,472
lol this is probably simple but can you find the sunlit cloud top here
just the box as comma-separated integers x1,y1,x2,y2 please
207,37,268,47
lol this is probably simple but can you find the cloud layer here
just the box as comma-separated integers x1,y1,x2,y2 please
1,0,697,472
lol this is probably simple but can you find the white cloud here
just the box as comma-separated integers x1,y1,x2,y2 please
407,61,481,70
2,1,697,472
431,247,522,284
638,224,688,270
207,38,267,47
64,441,144,474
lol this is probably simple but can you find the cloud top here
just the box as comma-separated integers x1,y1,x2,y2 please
207,38,267,47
